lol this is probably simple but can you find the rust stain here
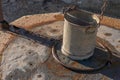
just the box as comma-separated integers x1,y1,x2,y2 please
54,14,64,21
116,45,120,48
118,40,120,43
0,32,16,55
11,13,120,30
0,31,16,79
104,33,112,36
70,61,80,68
100,15,120,30
50,28,60,33
72,74,84,80
45,54,71,77
11,13,64,30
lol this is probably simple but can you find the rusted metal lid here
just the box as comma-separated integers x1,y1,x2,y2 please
64,9,99,26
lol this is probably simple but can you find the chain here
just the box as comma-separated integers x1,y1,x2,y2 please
99,0,108,21
62,0,108,25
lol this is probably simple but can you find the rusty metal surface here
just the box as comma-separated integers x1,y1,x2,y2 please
30,20,120,80
0,13,120,80
52,43,111,73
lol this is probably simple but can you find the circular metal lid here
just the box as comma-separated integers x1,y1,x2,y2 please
64,9,99,26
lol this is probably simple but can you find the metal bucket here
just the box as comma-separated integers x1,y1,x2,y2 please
61,9,100,60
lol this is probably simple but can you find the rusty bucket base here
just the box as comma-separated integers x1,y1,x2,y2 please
53,42,109,72
61,48,94,60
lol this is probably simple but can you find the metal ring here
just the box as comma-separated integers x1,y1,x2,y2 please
52,41,112,74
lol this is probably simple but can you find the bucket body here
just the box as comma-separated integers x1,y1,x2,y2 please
62,10,99,60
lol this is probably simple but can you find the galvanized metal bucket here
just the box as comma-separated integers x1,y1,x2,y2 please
62,9,100,60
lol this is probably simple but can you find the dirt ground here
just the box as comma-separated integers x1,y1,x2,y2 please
2,0,120,22
2,0,66,22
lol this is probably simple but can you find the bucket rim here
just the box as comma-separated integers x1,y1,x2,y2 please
64,9,100,27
